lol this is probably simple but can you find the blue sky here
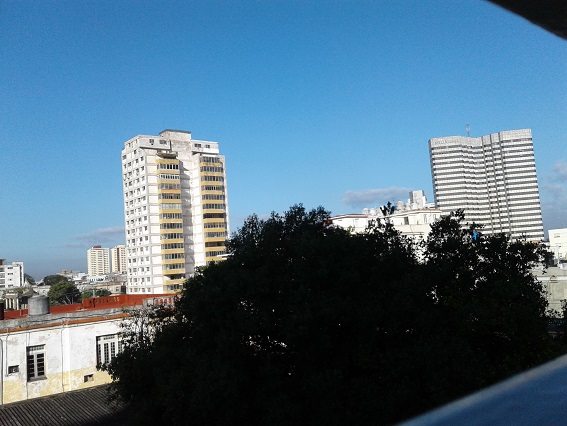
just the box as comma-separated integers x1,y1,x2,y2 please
1,1,565,279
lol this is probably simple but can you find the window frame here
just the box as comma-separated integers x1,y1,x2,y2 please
27,345,46,381
96,334,122,366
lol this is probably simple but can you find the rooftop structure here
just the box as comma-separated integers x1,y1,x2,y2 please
329,190,442,240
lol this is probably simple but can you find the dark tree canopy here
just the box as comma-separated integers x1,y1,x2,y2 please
42,274,70,286
104,206,562,425
82,289,112,299
47,281,81,305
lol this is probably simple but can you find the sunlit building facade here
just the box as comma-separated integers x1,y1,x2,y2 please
121,129,229,294
87,246,110,276
0,259,25,290
111,245,127,274
429,129,544,240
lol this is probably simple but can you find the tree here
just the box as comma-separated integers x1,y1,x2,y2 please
24,273,36,286
104,206,562,425
82,289,112,299
42,274,70,286
47,281,81,305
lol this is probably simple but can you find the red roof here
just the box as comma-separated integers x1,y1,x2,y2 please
2,294,176,319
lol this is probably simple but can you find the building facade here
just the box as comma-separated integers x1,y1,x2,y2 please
121,129,229,294
549,228,567,262
111,245,127,273
0,294,174,404
429,129,544,240
0,259,24,291
87,246,110,276
329,191,442,241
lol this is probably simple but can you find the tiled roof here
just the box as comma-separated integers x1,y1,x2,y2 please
0,385,128,426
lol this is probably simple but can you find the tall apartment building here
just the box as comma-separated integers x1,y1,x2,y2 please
111,245,127,273
121,129,229,294
429,128,544,240
0,259,25,290
87,246,110,276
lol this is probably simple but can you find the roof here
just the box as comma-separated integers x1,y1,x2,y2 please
0,385,128,426
1,294,176,321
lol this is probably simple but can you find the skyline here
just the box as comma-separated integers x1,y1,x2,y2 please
1,1,565,279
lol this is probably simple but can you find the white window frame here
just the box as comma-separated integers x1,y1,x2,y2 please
27,345,46,381
96,334,122,365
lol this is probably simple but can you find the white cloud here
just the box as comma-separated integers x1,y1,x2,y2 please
342,187,412,207
552,160,567,182
541,160,567,232
62,226,125,248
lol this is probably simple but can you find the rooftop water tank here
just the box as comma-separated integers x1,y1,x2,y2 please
28,295,50,316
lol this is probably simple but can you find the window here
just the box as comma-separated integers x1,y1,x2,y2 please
27,345,46,381
97,334,122,365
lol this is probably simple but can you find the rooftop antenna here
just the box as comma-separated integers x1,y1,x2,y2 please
466,124,471,137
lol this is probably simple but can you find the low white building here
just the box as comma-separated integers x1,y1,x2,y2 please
549,228,567,262
86,273,127,294
329,190,442,241
0,259,24,291
534,266,567,313
0,293,174,404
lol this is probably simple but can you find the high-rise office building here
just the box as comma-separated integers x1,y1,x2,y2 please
111,245,127,274
429,128,544,240
87,246,111,276
121,129,229,294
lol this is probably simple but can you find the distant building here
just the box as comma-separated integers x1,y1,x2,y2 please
0,259,25,291
87,246,110,276
429,129,544,240
549,229,567,262
534,266,567,313
85,273,127,295
111,245,127,273
329,190,442,240
59,269,82,279
121,129,230,294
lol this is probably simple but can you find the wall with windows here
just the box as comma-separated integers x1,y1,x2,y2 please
0,260,24,291
549,228,567,262
0,310,124,404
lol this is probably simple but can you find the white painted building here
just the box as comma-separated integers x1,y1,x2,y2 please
533,266,567,313
122,129,230,294
429,129,544,240
329,191,442,240
0,259,24,291
0,294,174,404
549,228,567,262
111,244,127,273
87,246,110,276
